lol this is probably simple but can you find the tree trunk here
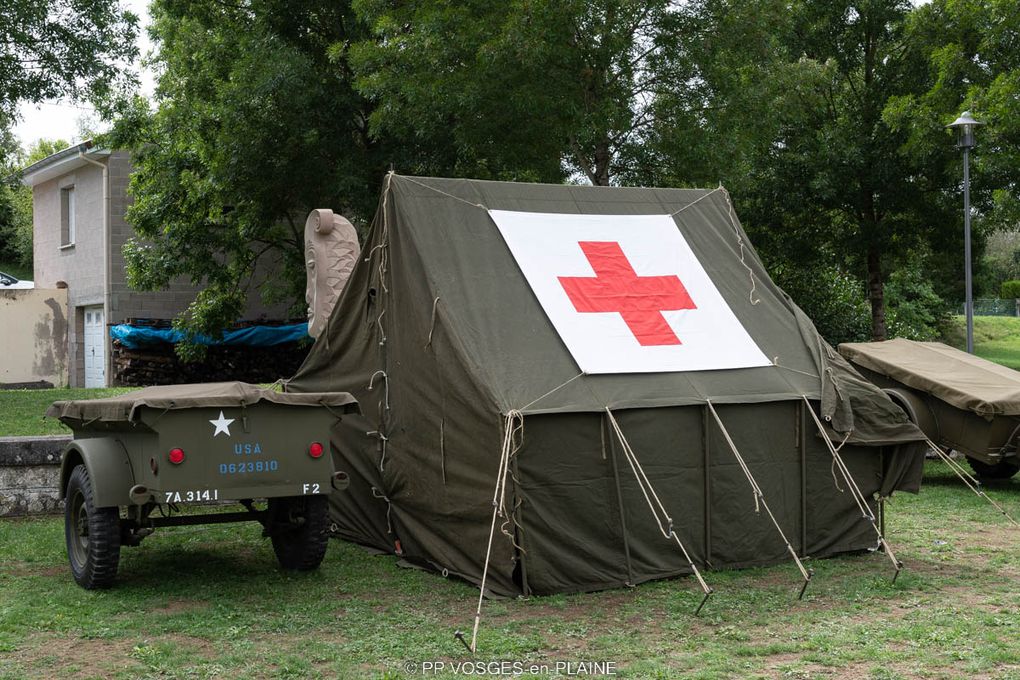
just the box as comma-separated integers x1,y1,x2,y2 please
593,140,611,186
867,247,886,341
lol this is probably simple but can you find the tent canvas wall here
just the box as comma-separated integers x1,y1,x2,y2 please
286,175,925,597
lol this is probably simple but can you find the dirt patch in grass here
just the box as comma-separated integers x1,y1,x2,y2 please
10,635,136,678
0,561,67,578
7,633,216,679
149,598,208,615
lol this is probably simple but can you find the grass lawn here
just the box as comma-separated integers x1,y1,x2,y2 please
0,388,136,437
941,315,1020,370
0,460,1018,679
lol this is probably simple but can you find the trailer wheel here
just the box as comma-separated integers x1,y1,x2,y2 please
65,464,121,589
966,456,1020,480
268,495,329,571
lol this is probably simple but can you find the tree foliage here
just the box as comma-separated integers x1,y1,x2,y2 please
111,0,389,345
351,0,695,185
118,0,1020,347
0,0,138,123
0,138,71,270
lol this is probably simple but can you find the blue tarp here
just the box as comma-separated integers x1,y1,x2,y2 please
110,323,309,349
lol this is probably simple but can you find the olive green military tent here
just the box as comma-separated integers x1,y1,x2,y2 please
286,174,926,597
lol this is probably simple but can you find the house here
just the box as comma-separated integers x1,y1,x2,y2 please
20,141,289,387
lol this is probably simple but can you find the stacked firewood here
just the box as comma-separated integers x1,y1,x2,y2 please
111,341,311,386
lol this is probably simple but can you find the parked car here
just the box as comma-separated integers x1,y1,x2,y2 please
0,271,34,289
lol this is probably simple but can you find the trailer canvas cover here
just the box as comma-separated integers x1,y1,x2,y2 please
287,175,926,596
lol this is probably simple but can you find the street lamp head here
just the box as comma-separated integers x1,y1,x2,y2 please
947,110,983,149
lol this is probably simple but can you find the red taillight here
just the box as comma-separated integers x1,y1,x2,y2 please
168,448,185,465
309,442,325,459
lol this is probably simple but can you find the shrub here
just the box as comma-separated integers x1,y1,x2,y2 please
1000,280,1020,299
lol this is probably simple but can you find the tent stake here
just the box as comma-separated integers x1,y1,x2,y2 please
454,630,473,654
706,401,813,599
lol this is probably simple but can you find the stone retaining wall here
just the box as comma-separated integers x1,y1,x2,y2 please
0,435,70,516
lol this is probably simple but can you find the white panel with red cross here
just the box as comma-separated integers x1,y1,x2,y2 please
489,210,773,374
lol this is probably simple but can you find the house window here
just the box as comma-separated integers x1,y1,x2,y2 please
61,186,76,246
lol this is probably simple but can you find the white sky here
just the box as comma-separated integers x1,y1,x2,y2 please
13,0,154,150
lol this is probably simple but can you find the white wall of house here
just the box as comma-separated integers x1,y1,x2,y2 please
27,147,293,387
32,158,107,387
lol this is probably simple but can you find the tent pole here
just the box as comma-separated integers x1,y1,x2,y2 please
605,413,635,586
798,401,807,557
702,406,712,568
509,453,531,596
705,401,813,599
879,449,886,541
801,397,904,581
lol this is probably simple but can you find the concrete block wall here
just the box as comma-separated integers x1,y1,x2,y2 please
0,435,69,516
107,151,203,324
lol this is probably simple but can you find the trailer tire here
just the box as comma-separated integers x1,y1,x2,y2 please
966,456,1020,480
65,464,121,589
269,495,329,571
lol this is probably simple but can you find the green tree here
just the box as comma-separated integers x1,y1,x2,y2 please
642,0,964,342
885,0,1020,301
0,126,22,267
0,0,136,272
351,0,696,185
110,0,391,350
0,138,72,271
0,0,138,122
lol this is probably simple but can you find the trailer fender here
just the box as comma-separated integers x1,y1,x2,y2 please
59,439,134,508
883,387,940,442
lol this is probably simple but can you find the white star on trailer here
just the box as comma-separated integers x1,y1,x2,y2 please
209,411,235,437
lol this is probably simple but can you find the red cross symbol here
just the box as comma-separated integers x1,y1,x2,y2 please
558,241,696,346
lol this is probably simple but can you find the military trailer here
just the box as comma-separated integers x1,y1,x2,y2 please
839,339,1020,481
47,382,358,589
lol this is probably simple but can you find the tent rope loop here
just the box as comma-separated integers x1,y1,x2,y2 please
367,370,391,411
376,309,387,346
370,486,395,535
604,408,714,615
425,296,441,349
367,429,389,472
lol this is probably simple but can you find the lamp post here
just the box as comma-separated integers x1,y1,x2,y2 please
947,111,983,354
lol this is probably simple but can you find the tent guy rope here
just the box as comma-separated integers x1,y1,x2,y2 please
924,438,1019,527
519,372,586,413
801,396,905,581
462,410,525,654
604,408,714,615
705,400,814,598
